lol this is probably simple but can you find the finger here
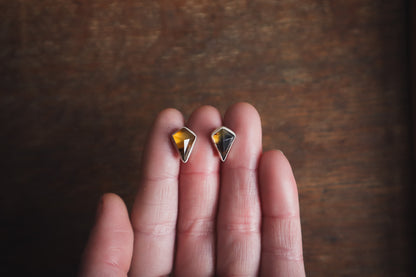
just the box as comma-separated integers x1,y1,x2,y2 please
129,108,183,276
79,193,133,277
216,102,262,276
259,150,305,276
174,106,222,276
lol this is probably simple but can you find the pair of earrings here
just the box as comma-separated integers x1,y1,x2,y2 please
171,126,236,163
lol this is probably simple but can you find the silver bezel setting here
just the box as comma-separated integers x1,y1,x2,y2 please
211,126,236,162
171,126,197,163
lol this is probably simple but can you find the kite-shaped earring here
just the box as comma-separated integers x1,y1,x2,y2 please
211,126,236,162
171,127,197,163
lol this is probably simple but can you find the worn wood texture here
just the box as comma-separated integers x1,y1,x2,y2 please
1,1,414,276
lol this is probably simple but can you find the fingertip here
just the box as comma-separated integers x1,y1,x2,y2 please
80,193,133,277
99,193,130,219
224,102,261,126
188,105,221,123
101,192,123,204
183,105,222,168
223,102,262,168
95,193,133,239
225,102,258,113
142,107,183,177
259,149,299,217
260,150,292,175
154,108,184,129
186,105,222,131
158,107,183,118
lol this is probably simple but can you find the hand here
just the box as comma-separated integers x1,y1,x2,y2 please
79,103,305,276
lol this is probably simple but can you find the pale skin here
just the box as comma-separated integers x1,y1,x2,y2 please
79,103,306,277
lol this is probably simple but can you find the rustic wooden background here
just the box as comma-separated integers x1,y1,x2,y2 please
1,0,414,276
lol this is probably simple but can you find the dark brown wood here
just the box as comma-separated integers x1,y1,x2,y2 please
0,1,413,276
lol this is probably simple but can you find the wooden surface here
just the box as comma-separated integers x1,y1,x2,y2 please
1,1,414,276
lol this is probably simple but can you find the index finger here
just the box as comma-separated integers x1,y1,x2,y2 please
129,108,183,276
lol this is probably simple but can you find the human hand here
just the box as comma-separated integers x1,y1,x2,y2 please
79,103,305,276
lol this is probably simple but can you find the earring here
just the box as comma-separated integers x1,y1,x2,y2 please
211,126,236,162
171,127,197,163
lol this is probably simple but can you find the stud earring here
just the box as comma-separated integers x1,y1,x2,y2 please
211,126,236,162
171,127,197,163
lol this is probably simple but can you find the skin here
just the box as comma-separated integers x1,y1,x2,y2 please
79,103,305,277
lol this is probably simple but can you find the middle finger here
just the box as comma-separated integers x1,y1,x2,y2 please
216,103,263,276
174,106,222,276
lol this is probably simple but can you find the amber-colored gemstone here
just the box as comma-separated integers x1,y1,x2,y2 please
211,126,236,162
171,127,197,163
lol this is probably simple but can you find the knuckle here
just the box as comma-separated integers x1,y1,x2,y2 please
132,221,176,238
262,245,303,261
262,215,303,261
178,217,215,237
221,217,261,235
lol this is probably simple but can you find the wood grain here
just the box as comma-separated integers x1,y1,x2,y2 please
0,0,414,276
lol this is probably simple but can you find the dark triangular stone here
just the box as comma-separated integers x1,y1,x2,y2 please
212,127,236,162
